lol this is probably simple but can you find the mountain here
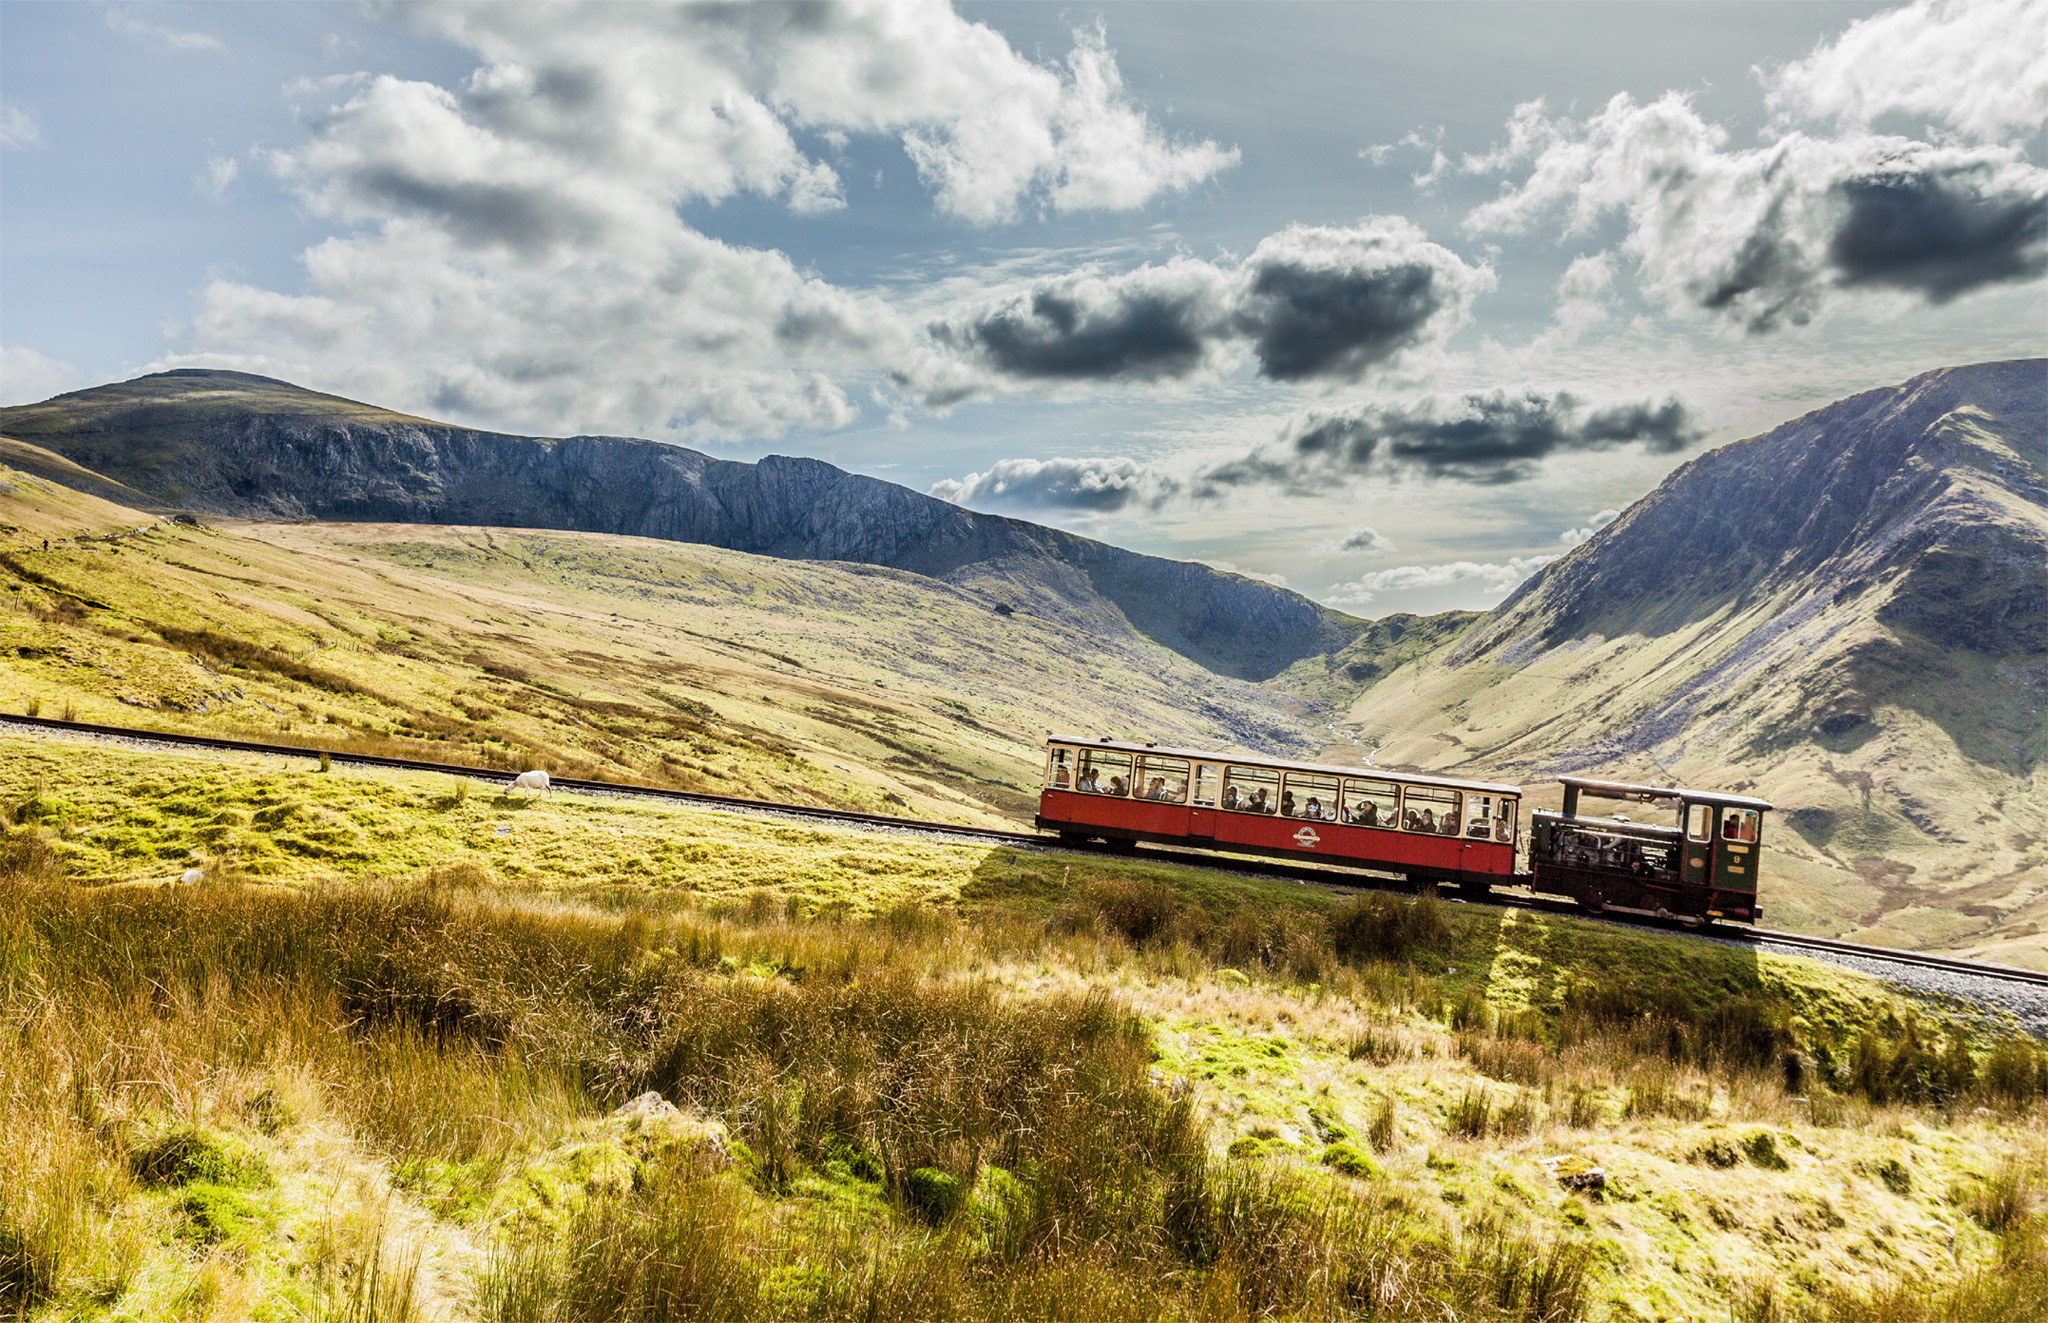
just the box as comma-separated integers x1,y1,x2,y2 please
1332,358,2047,964
0,370,1363,682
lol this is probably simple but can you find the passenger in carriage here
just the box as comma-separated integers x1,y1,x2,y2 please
1403,808,1422,831
1279,790,1297,818
1441,812,1461,836
1077,767,1101,793
1351,800,1379,827
1223,783,1242,810
1249,788,1273,814
1419,809,1437,833
1144,776,1167,800
1493,813,1512,843
1052,764,1071,788
1107,775,1127,797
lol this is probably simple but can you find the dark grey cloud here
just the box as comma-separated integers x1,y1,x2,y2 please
1237,257,1447,380
912,218,1491,402
929,270,1226,382
1829,161,2048,301
1198,391,1703,492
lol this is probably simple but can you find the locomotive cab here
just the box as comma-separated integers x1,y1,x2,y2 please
1529,776,1770,924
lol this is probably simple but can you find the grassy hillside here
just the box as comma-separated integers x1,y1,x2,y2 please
0,446,1323,826
3,736,2045,1322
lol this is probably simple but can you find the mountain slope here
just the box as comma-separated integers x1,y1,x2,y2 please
0,440,1329,825
0,370,1363,681
1333,358,2047,963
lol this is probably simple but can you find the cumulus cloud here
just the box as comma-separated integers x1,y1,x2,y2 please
930,455,1180,512
1558,508,1620,547
1466,93,2048,333
1198,390,1701,492
914,216,1492,401
1310,524,1397,559
1324,555,1559,607
0,100,40,149
1464,0,2048,334
186,1,1233,439
1764,0,2048,144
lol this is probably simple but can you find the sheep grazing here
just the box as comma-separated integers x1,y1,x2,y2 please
508,769,551,795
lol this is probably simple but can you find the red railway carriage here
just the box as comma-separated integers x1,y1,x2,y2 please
1036,736,1522,890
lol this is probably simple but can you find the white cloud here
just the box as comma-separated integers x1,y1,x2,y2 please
0,346,86,406
1464,91,2048,333
0,100,41,149
195,155,240,202
185,1,1235,439
930,455,1177,512
1324,554,1559,606
105,8,221,51
1309,524,1396,558
1557,508,1619,546
1764,0,2048,144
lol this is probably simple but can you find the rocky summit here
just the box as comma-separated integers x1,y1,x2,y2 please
0,369,1363,682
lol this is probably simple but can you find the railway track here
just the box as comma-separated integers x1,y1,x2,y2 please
7,712,2046,991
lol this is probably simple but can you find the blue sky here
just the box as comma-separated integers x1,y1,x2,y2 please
2,0,2043,617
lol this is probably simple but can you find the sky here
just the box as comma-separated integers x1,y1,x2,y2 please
2,0,2044,618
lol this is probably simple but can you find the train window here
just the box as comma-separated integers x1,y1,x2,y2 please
1283,771,1340,820
1463,794,1515,841
1136,754,1191,803
1222,765,1279,814
1687,805,1711,842
1074,749,1133,796
1192,764,1219,807
1341,777,1399,827
1046,747,1073,789
1719,808,1759,843
1401,784,1463,835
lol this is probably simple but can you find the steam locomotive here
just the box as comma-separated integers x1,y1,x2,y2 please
1037,736,1769,924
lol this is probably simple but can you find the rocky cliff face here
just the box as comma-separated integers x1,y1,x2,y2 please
0,370,1361,680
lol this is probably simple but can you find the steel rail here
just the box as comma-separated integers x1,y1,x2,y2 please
7,712,2043,988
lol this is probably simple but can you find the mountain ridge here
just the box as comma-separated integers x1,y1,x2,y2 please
0,370,1364,682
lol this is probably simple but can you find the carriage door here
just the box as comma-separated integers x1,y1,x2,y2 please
1187,764,1220,838
1681,803,1712,888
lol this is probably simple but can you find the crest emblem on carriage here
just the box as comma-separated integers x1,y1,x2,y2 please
1293,826,1321,848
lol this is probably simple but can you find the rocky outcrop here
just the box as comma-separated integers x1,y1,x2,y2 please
0,370,1363,680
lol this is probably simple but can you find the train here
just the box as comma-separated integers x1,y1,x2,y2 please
1036,735,1770,925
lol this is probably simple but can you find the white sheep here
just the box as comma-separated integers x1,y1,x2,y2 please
179,868,204,885
508,769,551,795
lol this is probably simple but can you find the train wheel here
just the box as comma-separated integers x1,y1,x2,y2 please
1580,891,1606,915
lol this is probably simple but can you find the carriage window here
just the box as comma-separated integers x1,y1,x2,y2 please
1401,785,1463,835
1136,754,1191,804
1074,749,1133,797
1719,808,1759,843
1465,794,1514,840
1687,805,1712,842
1046,747,1074,789
1341,777,1399,827
1283,772,1340,821
1192,764,1219,808
1491,799,1517,843
1221,765,1279,815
